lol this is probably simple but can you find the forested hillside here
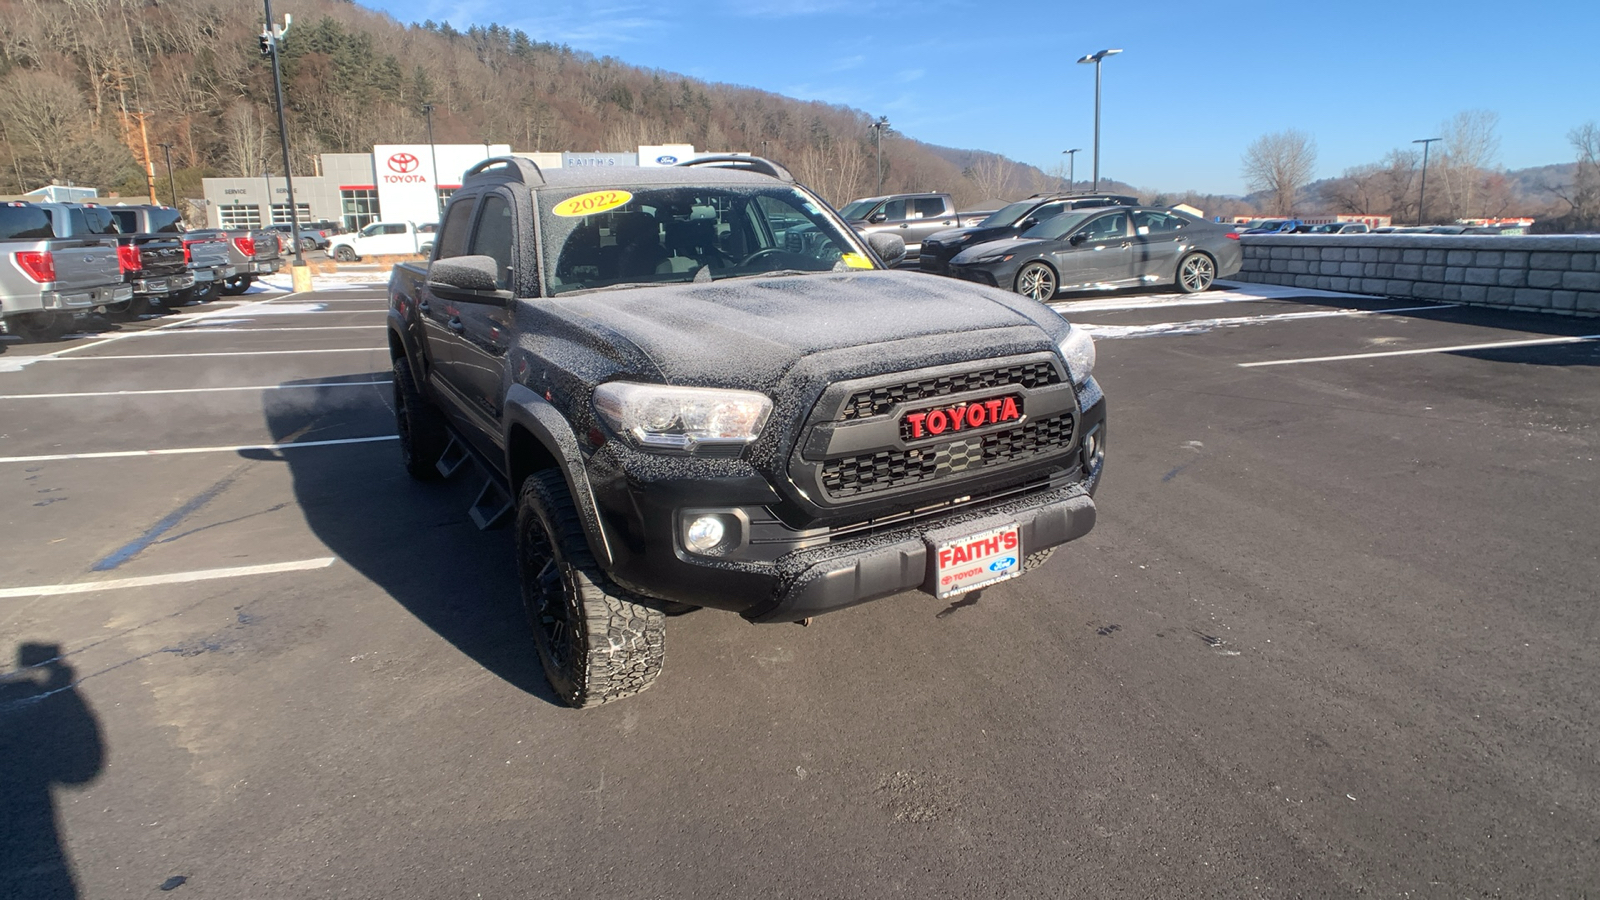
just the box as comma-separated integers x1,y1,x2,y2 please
0,0,1063,207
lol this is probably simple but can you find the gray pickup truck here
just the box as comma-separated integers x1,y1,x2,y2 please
195,228,283,295
37,202,191,317
1,201,129,341
107,205,233,305
838,192,996,265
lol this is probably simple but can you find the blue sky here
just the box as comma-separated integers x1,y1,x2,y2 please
366,0,1598,195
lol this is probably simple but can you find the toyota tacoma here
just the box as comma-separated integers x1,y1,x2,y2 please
386,156,1106,707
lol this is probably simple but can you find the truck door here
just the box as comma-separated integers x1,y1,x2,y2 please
418,198,477,401
450,192,516,430
897,195,957,258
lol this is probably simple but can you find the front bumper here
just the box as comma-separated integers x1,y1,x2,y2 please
594,393,1106,623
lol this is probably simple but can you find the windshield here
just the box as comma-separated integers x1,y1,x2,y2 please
1019,210,1095,241
837,199,880,220
1250,220,1286,230
979,200,1037,229
542,184,874,296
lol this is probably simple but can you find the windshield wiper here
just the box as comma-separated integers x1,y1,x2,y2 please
713,269,816,281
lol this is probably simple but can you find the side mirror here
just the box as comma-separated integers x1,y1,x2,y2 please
868,212,887,224
1018,218,1037,230
1069,232,1089,246
427,255,509,304
866,232,906,266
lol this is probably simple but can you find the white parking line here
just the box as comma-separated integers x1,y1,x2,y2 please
0,380,391,400
31,347,385,362
0,557,336,599
161,325,386,333
1240,333,1600,367
0,435,397,464
1082,304,1453,340
1051,282,1381,314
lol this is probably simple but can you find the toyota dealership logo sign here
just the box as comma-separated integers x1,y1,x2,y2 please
383,151,428,184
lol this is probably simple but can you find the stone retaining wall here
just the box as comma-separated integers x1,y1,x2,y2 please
1234,234,1600,316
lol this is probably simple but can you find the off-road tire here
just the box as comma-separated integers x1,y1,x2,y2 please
517,469,665,708
220,275,252,296
392,358,448,481
1023,547,1055,571
10,311,73,342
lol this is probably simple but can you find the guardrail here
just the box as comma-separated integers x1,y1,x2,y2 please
1235,234,1600,317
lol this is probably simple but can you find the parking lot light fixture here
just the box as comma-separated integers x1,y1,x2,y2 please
1062,148,1081,191
1076,49,1122,191
1413,137,1442,225
869,116,890,195
262,0,307,277
422,103,441,219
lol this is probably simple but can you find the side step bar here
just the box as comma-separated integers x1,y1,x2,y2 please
435,435,471,479
435,434,513,529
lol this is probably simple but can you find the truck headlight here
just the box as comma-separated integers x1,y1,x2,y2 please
1058,325,1096,385
594,383,773,453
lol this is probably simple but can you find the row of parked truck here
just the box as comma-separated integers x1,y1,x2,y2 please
0,201,284,342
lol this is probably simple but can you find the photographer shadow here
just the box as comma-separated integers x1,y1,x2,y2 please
254,373,560,704
0,642,104,900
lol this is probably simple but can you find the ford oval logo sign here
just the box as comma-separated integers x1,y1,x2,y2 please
655,155,678,165
988,557,1017,573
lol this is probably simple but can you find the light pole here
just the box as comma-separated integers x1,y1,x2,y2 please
1413,137,1442,225
1076,49,1122,191
1062,148,1081,191
260,0,307,282
869,116,890,195
422,103,441,219
156,142,177,207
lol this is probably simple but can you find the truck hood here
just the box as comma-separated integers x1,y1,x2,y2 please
543,269,1067,389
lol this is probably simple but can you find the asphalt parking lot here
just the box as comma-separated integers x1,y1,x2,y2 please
2,278,1597,898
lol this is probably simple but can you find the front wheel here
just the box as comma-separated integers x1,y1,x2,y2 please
517,469,665,708
220,275,252,296
333,246,357,262
392,358,448,480
1015,261,1057,301
1176,252,1215,294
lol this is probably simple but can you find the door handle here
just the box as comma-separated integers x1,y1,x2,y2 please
418,300,430,314
447,317,464,333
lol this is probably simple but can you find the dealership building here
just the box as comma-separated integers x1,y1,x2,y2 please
199,143,707,231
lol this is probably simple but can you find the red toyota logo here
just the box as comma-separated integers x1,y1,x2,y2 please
387,153,420,174
901,395,1023,441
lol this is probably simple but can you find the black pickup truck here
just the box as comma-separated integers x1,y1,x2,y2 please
387,157,1107,707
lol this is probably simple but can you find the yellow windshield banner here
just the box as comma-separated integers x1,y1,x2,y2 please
552,190,633,218
840,253,874,269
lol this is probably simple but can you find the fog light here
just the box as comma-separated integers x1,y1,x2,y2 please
685,515,727,553
1081,430,1101,469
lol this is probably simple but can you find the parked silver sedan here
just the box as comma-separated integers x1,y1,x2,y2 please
946,207,1243,300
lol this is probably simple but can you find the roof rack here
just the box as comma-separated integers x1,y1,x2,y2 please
674,155,794,183
462,156,546,186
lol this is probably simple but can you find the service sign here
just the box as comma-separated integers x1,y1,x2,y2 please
932,524,1022,598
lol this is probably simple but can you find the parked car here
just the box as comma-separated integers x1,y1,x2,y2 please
305,219,345,236
1,201,129,341
186,227,284,295
838,192,997,264
921,192,1141,276
37,202,190,316
386,155,1105,707
265,223,331,252
948,206,1243,300
1308,222,1371,234
108,205,233,305
328,220,436,261
1240,218,1302,235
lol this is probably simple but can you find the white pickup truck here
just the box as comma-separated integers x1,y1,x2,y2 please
328,221,437,261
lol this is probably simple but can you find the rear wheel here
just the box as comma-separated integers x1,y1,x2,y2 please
298,236,315,251
192,281,220,303
392,358,448,481
1176,252,1215,293
517,469,665,708
1015,261,1057,301
220,275,252,295
163,289,193,308
9,311,73,342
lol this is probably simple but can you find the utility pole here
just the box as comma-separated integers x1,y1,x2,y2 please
869,116,890,195
135,112,157,204
261,0,310,290
156,142,177,207
1062,148,1081,191
1076,49,1122,191
1413,137,1442,226
422,104,441,219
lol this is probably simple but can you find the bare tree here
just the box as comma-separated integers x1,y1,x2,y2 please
220,103,270,178
1436,110,1501,220
1545,122,1600,228
963,153,1015,202
1241,129,1317,215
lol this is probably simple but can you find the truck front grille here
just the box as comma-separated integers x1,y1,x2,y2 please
838,360,1059,421
819,412,1075,498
